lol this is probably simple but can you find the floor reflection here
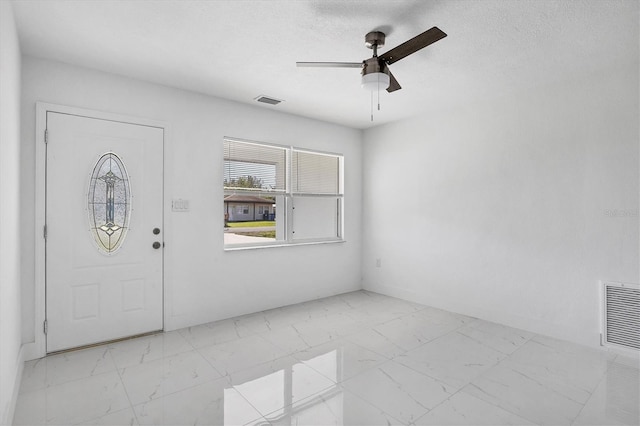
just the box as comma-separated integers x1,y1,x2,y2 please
229,349,342,425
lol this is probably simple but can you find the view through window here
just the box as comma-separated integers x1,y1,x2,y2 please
223,138,343,247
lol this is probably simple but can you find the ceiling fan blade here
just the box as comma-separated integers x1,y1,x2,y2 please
296,62,362,68
386,69,401,92
379,27,447,65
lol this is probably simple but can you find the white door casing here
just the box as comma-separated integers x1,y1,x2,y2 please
46,112,164,352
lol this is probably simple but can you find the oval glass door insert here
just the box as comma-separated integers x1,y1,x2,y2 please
88,152,131,254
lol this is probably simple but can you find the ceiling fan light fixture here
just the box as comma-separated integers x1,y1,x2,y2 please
361,72,390,91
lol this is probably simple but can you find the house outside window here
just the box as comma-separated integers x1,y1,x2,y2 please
223,138,343,248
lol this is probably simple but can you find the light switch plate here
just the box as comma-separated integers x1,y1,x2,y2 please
172,199,190,212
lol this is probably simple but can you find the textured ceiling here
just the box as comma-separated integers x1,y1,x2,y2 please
11,0,639,129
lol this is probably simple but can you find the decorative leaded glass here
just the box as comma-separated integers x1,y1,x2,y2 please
88,153,131,253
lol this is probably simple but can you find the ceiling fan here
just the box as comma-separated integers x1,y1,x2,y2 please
297,27,447,93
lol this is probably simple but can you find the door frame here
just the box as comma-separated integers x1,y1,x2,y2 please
29,103,170,360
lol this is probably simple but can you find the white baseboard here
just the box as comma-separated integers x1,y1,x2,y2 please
364,282,602,350
21,341,43,362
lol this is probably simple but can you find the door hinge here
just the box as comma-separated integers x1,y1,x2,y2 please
44,129,48,144
43,225,47,240
43,320,48,335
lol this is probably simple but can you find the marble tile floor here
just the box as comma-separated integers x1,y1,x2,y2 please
13,290,639,426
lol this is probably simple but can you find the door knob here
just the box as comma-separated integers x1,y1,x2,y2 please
152,241,161,249
153,228,160,235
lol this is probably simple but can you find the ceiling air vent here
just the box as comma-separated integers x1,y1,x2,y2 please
602,281,640,351
254,95,283,105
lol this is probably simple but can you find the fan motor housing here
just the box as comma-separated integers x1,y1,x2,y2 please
362,57,388,77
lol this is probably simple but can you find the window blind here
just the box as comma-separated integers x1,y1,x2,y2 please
291,150,340,195
224,140,286,194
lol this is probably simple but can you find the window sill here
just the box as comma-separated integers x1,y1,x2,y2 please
224,238,345,252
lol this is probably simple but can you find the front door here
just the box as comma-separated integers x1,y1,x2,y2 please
46,111,164,353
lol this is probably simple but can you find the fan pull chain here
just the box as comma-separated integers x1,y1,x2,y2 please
370,79,383,122
370,91,374,122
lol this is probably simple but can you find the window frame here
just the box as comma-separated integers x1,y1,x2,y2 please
223,137,345,250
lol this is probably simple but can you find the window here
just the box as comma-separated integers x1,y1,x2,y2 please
88,152,131,254
223,138,343,247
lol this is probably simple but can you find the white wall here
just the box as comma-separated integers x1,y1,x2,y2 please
21,57,362,346
362,63,639,348
0,1,23,423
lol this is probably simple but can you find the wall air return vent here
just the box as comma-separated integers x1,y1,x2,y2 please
254,95,283,105
602,281,640,351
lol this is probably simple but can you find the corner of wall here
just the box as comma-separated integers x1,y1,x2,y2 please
0,347,25,426
0,0,24,424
